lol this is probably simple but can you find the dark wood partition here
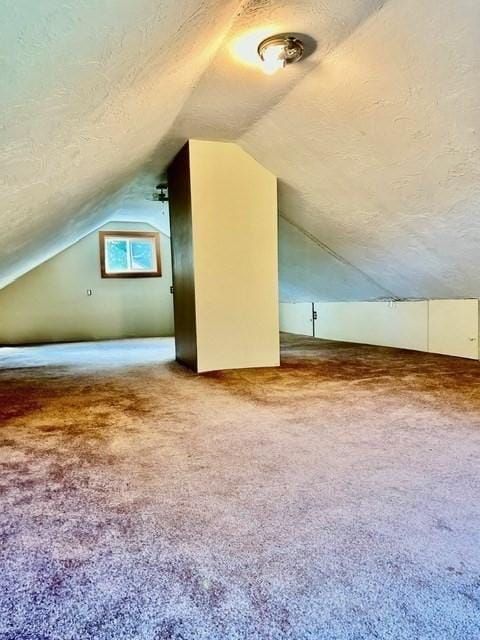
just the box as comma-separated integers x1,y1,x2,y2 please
167,142,198,371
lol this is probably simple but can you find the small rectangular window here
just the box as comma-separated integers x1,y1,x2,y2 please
99,231,161,278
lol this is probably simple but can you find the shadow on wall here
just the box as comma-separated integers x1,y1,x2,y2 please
278,212,393,302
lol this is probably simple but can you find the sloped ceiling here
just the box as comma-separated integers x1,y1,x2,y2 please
241,0,480,299
278,216,391,302
0,0,242,287
2,0,480,299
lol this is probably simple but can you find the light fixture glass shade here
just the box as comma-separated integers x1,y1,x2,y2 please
261,44,287,74
257,35,304,75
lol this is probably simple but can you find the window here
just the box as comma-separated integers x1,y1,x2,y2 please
99,231,161,278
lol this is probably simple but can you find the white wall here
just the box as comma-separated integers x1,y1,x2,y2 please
0,222,174,344
279,303,313,337
314,301,428,352
280,299,480,360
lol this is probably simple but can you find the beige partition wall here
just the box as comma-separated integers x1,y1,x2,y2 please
314,301,429,351
168,140,279,373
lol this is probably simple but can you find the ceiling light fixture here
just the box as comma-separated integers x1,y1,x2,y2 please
147,184,168,203
257,34,304,75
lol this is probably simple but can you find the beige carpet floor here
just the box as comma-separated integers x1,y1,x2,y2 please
0,333,479,639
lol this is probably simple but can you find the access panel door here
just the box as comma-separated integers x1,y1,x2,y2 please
279,303,314,337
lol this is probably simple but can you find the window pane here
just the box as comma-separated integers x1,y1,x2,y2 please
130,240,155,270
106,239,128,271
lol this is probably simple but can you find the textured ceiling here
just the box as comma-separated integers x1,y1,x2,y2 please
0,0,241,287
241,0,480,299
2,0,480,299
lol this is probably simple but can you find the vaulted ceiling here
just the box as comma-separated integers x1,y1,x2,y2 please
2,0,479,298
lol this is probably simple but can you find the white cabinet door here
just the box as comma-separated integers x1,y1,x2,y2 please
279,303,313,336
428,299,479,360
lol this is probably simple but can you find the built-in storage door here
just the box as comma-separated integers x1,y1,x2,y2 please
279,303,314,337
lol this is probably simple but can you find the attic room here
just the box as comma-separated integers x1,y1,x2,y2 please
1,0,479,638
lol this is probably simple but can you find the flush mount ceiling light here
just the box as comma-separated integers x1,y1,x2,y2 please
257,34,304,75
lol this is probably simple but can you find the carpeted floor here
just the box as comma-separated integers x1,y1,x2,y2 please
1,333,479,640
